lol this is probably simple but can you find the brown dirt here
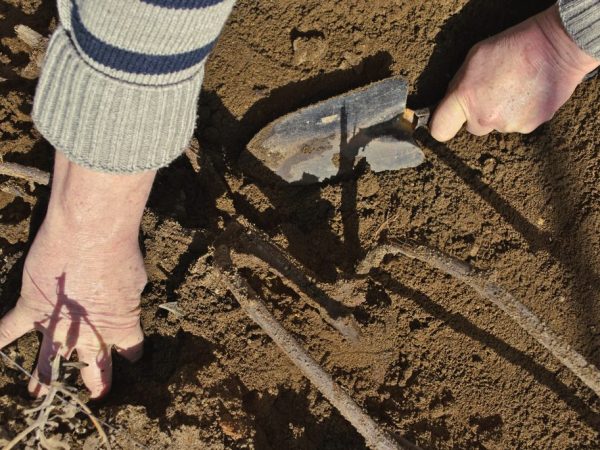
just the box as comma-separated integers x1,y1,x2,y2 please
1,0,600,448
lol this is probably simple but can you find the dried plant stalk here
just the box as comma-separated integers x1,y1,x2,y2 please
0,162,50,185
358,241,600,398
231,222,361,341
14,25,48,79
0,180,35,202
215,244,417,450
1,350,111,450
14,25,45,48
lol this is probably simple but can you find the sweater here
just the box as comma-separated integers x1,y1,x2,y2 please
31,0,599,174
559,0,600,60
32,0,235,172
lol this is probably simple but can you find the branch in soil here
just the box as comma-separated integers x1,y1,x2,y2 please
0,180,35,202
222,220,361,342
0,162,50,185
358,241,600,399
214,244,419,450
14,25,48,79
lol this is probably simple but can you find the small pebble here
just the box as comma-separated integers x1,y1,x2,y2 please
482,158,497,175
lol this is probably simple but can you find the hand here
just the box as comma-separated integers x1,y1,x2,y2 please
430,5,600,141
0,152,155,398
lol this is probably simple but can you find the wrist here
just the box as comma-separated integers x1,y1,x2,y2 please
42,151,156,246
536,5,599,77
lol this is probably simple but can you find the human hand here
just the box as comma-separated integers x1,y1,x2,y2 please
430,5,600,141
0,152,155,398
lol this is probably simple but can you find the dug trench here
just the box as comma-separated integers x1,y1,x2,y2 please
1,0,600,448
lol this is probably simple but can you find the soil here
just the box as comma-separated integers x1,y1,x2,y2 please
1,0,600,449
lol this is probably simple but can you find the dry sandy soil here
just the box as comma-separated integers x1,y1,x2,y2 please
1,0,600,448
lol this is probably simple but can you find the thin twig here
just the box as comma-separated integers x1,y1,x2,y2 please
14,25,48,79
214,244,418,450
54,382,111,449
4,421,39,449
0,180,35,202
228,221,361,341
0,162,50,185
358,241,600,399
184,137,202,173
373,210,401,240
14,25,44,48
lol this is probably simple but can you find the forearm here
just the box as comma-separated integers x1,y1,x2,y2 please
41,151,155,247
544,4,599,73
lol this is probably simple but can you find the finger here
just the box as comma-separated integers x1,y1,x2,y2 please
76,345,113,399
0,305,34,349
28,337,73,398
430,93,468,142
466,121,494,137
114,325,144,363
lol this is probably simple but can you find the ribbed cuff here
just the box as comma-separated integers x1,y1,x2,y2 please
32,27,204,173
558,0,600,60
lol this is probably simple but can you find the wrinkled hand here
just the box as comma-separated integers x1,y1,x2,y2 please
0,152,155,398
430,5,599,141
0,222,146,398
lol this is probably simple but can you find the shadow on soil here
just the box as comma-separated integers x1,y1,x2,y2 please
101,330,366,449
2,0,598,446
141,0,599,443
375,272,600,432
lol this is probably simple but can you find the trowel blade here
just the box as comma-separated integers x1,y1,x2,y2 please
245,76,425,185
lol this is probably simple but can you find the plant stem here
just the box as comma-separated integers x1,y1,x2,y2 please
215,244,417,450
359,241,600,398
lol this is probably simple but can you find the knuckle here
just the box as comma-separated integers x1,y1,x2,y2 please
0,324,13,341
477,116,494,129
466,41,488,63
520,124,539,134
543,112,556,124
469,42,483,56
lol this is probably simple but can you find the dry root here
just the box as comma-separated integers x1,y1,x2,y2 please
359,241,600,399
221,220,361,341
14,25,48,79
0,162,50,201
0,162,50,186
214,243,417,450
1,350,111,450
0,180,35,203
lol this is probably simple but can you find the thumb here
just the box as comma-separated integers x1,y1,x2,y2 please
430,92,468,142
0,304,34,349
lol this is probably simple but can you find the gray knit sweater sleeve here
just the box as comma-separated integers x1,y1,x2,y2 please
32,0,235,173
559,0,600,60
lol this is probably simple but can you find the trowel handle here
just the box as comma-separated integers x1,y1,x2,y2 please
402,106,434,131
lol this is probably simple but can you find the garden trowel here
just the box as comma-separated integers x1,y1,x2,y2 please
245,76,430,185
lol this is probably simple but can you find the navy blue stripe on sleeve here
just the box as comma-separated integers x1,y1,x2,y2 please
140,0,224,9
71,4,216,75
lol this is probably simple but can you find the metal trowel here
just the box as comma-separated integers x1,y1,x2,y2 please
245,76,431,185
